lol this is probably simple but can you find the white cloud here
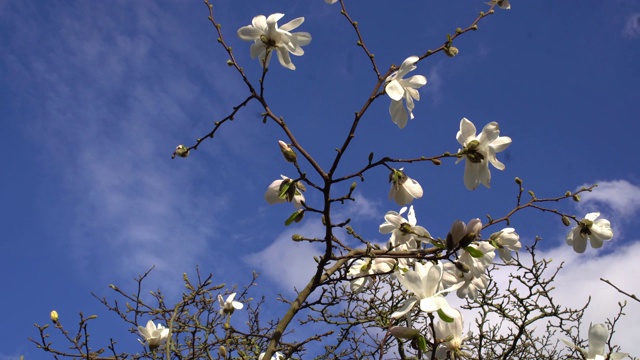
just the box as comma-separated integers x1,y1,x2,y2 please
244,221,324,292
623,13,640,39
577,179,640,218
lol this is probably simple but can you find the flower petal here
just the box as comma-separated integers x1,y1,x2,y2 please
280,17,305,32
385,80,404,101
457,118,477,146
389,100,408,128
237,26,264,41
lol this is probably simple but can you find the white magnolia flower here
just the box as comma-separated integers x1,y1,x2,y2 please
458,241,495,279
489,227,521,263
388,168,423,206
562,323,629,360
264,175,305,208
391,262,462,319
218,293,244,315
138,320,170,349
456,118,512,190
433,309,465,356
385,56,427,128
566,212,613,253
259,351,285,360
441,262,490,300
237,13,311,70
348,258,395,294
379,206,431,250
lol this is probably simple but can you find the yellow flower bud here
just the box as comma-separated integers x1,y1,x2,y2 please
50,310,59,323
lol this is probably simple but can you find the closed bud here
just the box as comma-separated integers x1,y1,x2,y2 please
219,346,228,359
445,46,459,57
350,182,357,192
87,315,98,320
572,194,581,202
528,190,536,198
565,191,572,196
562,216,571,226
278,140,297,163
454,261,471,273
292,234,303,241
173,144,190,158
390,326,420,340
431,158,442,165
515,177,522,185
50,310,59,323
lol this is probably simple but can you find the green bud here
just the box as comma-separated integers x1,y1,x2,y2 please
350,182,357,192
455,27,463,34
572,194,581,202
515,177,522,185
278,140,297,163
292,234,303,241
562,216,571,226
219,346,228,359
173,144,190,158
528,190,536,198
226,59,233,66
445,46,459,57
565,191,572,196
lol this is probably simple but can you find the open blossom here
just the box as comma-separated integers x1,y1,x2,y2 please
442,262,490,300
264,175,305,208
562,323,629,360
489,228,521,263
391,262,462,319
237,13,311,70
218,293,243,315
458,241,495,278
388,168,423,206
348,258,395,293
566,212,613,253
138,320,170,349
385,56,427,128
379,206,431,250
433,309,466,358
456,118,512,190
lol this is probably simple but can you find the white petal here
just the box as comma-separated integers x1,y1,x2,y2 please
389,100,408,128
478,122,501,145
250,43,266,59
406,75,427,88
276,48,295,70
251,15,268,31
266,13,285,26
385,80,404,101
585,212,601,221
591,219,613,241
457,118,477,146
403,178,423,199
390,297,418,319
280,17,304,32
463,161,481,190
490,136,512,152
291,32,312,47
397,56,419,78
237,26,264,41
587,323,608,357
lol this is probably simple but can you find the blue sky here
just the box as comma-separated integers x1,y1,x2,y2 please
1,1,640,358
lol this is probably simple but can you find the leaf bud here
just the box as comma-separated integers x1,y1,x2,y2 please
515,177,522,185
572,194,581,202
445,46,459,57
173,144,190,158
292,234,303,241
565,191,572,196
562,216,571,226
50,310,59,323
278,140,297,163
528,190,536,198
87,315,98,320
431,158,442,165
350,182,357,192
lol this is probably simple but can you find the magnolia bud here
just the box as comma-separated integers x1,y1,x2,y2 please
515,177,522,185
562,216,571,226
219,346,228,359
445,46,459,57
173,144,190,158
278,140,297,163
50,310,59,323
572,194,581,202
390,326,420,340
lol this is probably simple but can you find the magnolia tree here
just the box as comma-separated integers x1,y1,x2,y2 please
30,1,637,360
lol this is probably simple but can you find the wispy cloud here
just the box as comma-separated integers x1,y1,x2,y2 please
577,180,640,218
2,2,248,292
623,13,640,39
